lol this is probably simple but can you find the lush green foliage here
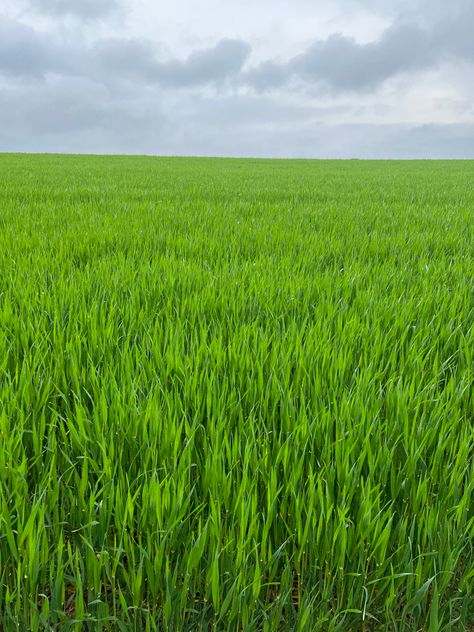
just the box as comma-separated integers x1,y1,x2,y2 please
0,155,473,630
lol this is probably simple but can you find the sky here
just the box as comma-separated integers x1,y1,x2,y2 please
1,0,474,157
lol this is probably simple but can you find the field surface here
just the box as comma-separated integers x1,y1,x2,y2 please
0,155,473,630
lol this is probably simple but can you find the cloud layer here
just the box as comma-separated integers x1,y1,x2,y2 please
0,1,473,156
246,8,474,93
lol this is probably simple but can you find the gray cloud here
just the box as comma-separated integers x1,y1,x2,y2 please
157,39,251,86
92,38,158,83
0,19,65,77
93,38,251,87
2,7,473,94
246,6,474,93
290,23,434,91
0,75,168,153
2,75,474,158
1,1,474,157
27,0,120,19
1,77,113,135
244,61,289,91
435,6,474,61
0,18,249,88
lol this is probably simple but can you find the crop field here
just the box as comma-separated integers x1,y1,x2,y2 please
0,154,473,630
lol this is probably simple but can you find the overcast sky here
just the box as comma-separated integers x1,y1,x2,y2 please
1,0,473,157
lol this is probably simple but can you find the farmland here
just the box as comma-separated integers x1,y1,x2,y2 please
0,154,472,630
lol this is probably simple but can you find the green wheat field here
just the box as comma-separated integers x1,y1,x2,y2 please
0,154,473,630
